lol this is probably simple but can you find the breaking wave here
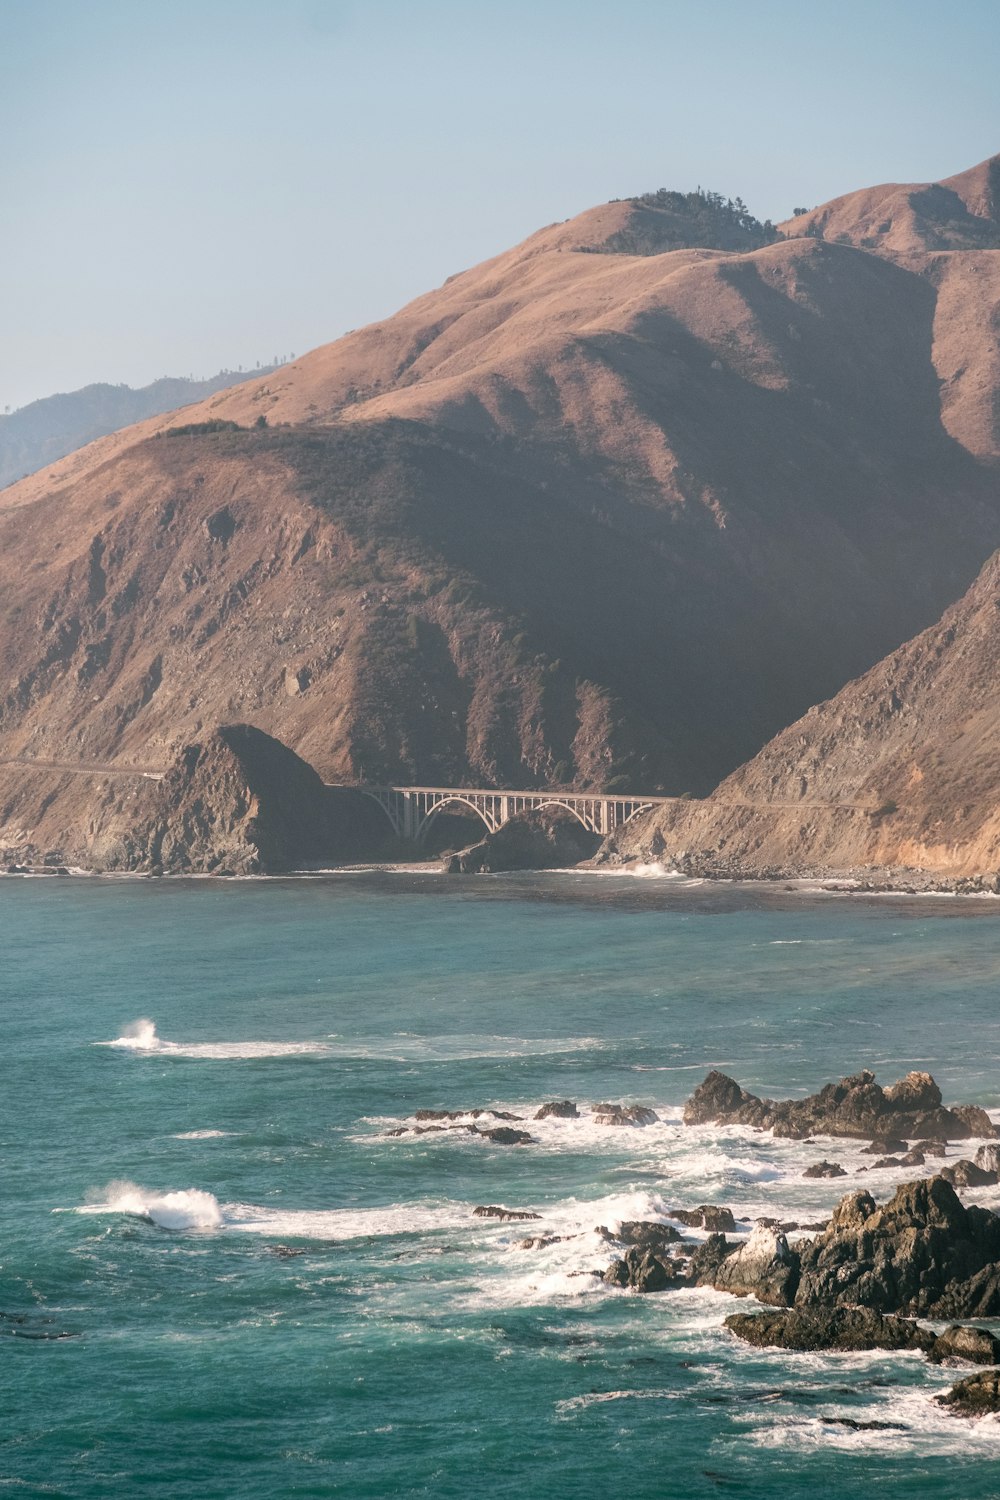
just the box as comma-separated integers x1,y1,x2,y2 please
75,1180,223,1231
97,1018,329,1059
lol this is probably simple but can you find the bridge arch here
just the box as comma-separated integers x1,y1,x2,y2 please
530,799,598,833
416,795,498,844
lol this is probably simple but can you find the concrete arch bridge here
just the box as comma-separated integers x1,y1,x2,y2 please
348,785,672,844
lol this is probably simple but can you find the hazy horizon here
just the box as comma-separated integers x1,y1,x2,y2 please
2,0,998,411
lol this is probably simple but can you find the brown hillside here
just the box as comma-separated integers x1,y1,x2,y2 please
3,158,1000,839
782,153,1000,257
609,548,1000,882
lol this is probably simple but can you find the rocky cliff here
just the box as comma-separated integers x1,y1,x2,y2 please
607,546,1000,883
0,725,386,875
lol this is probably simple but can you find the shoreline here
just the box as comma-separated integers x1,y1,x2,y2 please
4,857,1000,902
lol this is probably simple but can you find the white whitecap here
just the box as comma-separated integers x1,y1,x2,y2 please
75,1179,223,1231
96,1018,329,1059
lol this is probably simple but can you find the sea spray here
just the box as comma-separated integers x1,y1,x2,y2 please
97,1019,329,1059
79,1180,224,1231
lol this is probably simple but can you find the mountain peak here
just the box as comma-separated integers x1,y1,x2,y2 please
782,152,1000,256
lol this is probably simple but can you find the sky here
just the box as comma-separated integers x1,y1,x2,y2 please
1,0,998,412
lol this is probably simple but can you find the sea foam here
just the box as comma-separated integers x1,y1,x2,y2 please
98,1018,329,1059
77,1180,224,1231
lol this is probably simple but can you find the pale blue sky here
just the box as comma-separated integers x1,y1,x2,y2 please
2,0,998,410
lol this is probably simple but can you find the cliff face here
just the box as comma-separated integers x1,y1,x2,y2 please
3,157,1000,827
608,550,1000,883
0,725,385,874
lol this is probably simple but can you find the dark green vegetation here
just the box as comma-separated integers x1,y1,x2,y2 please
597,186,781,254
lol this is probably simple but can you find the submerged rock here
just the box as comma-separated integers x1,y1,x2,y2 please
683,1068,995,1142
472,1206,541,1221
803,1161,847,1179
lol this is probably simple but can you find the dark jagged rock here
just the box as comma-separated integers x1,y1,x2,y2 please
596,1221,681,1254
475,1126,534,1146
712,1224,800,1306
936,1368,1000,1417
518,1235,564,1250
951,1105,997,1137
796,1177,1000,1317
929,1324,1000,1365
415,1108,525,1122
940,1159,999,1188
683,1068,996,1142
593,1103,659,1127
821,1417,908,1431
861,1137,909,1156
725,1305,935,1354
472,1206,541,1221
976,1144,1000,1174
534,1100,579,1121
603,1247,680,1293
668,1205,737,1233
687,1233,732,1284
804,1161,847,1179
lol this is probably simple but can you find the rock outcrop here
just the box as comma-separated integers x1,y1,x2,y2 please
534,1101,579,1121
602,1247,683,1293
725,1305,935,1354
444,808,601,873
712,1224,799,1307
683,1067,994,1142
936,1368,1000,1417
667,1205,737,1233
592,1104,659,1127
794,1178,1000,1317
89,724,379,875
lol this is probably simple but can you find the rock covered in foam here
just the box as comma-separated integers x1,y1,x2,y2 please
592,1103,658,1127
534,1100,579,1120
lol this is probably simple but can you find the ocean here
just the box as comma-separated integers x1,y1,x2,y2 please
4,870,1000,1498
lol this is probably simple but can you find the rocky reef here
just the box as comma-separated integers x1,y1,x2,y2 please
683,1067,995,1142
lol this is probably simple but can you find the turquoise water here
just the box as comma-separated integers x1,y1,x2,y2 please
5,872,1000,1498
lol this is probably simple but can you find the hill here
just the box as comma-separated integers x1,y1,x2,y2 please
0,365,284,490
608,546,1000,884
2,157,1000,868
